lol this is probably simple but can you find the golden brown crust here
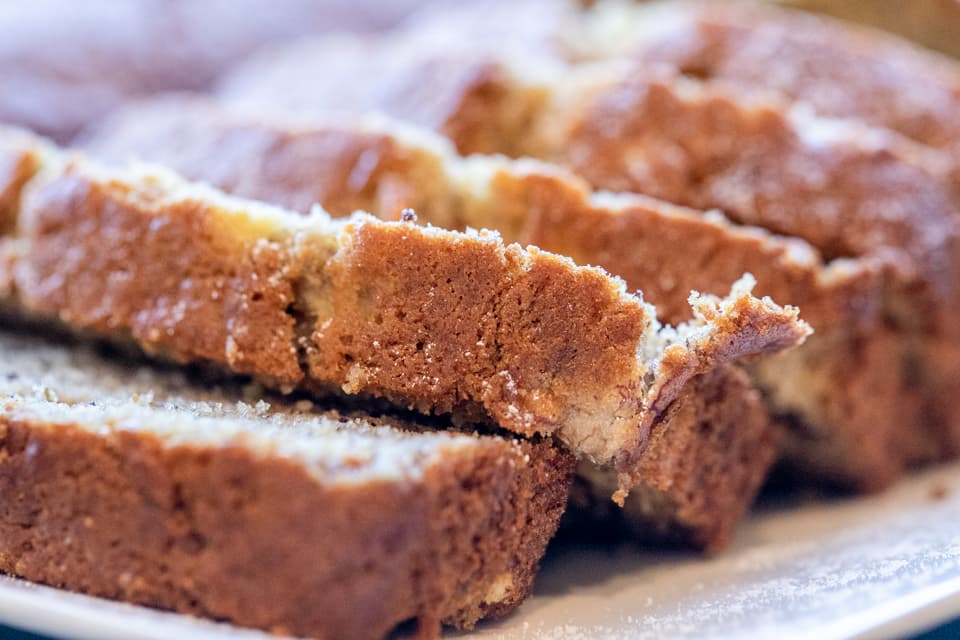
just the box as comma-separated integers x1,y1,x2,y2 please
0,411,573,638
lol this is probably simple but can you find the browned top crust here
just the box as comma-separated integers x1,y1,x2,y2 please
0,329,575,637
598,1,960,151
0,130,810,496
82,97,879,330
561,72,960,331
0,0,427,141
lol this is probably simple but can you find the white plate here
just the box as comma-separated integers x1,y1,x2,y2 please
2,463,959,640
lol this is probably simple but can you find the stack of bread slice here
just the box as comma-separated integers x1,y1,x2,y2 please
82,90,954,491
2,0,958,637
0,120,808,635
211,1,960,492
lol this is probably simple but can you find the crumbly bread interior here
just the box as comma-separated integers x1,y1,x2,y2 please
0,329,488,484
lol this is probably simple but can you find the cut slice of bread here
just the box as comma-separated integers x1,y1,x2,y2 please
0,128,809,548
0,327,575,639
81,99,946,489
217,28,960,487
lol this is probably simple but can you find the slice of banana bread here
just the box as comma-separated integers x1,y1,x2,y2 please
81,100,940,489
0,327,575,639
0,127,809,548
217,30,960,486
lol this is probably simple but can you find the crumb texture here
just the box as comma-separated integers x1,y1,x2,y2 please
0,329,574,638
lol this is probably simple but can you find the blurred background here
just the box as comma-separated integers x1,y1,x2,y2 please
1,0,957,143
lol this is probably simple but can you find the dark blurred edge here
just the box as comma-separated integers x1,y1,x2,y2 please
1,617,960,639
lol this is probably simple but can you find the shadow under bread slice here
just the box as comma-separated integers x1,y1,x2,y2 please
0,127,810,551
0,327,575,640
80,100,926,491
